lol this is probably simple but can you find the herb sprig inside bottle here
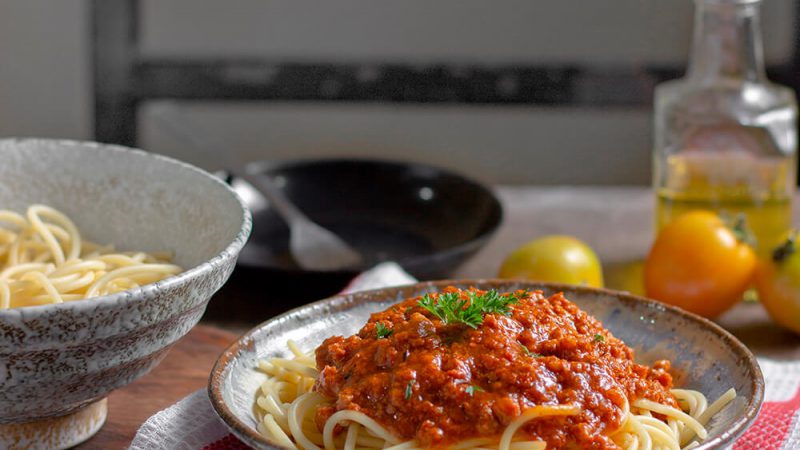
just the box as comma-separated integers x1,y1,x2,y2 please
417,289,524,329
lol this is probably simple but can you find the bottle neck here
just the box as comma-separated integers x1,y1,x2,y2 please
687,0,766,84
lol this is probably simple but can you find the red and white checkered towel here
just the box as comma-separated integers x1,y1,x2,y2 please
129,264,800,450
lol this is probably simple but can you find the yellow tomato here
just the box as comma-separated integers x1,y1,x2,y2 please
498,235,603,287
644,210,756,318
754,232,800,335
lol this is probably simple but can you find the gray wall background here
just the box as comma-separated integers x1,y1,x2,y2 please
0,0,795,184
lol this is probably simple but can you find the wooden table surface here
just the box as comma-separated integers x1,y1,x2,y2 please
71,186,800,449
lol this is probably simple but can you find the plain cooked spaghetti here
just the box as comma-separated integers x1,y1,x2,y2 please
254,288,736,450
0,204,182,309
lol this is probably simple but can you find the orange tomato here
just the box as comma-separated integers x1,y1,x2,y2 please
754,232,800,335
644,210,756,318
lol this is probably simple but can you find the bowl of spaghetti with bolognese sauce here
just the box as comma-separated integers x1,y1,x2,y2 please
210,280,762,450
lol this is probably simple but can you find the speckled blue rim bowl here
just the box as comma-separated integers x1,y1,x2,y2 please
210,280,763,450
0,138,252,425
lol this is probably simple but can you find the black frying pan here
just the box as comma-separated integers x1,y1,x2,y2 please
215,158,503,308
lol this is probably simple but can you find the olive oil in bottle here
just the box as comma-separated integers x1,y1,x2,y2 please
656,152,795,256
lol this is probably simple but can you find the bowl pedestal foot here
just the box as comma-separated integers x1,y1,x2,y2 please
0,398,108,450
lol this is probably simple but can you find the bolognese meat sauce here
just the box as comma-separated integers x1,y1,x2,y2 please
314,287,676,449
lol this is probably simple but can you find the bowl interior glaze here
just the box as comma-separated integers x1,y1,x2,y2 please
210,280,763,450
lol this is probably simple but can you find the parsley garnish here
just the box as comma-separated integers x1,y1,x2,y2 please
519,342,542,358
594,334,605,342
417,290,522,329
404,380,415,400
375,323,393,339
465,385,484,396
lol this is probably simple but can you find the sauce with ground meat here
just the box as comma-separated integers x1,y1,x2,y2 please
314,287,675,449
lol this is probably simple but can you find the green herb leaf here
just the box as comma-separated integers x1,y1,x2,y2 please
519,342,542,357
594,334,605,342
417,290,521,329
404,380,415,400
465,385,484,396
375,323,393,339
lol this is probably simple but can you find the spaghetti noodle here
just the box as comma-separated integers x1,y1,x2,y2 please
0,204,182,309
254,288,735,450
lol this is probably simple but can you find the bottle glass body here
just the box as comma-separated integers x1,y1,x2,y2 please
653,0,797,255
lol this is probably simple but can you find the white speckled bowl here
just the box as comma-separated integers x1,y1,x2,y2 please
0,140,252,429
211,280,763,450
